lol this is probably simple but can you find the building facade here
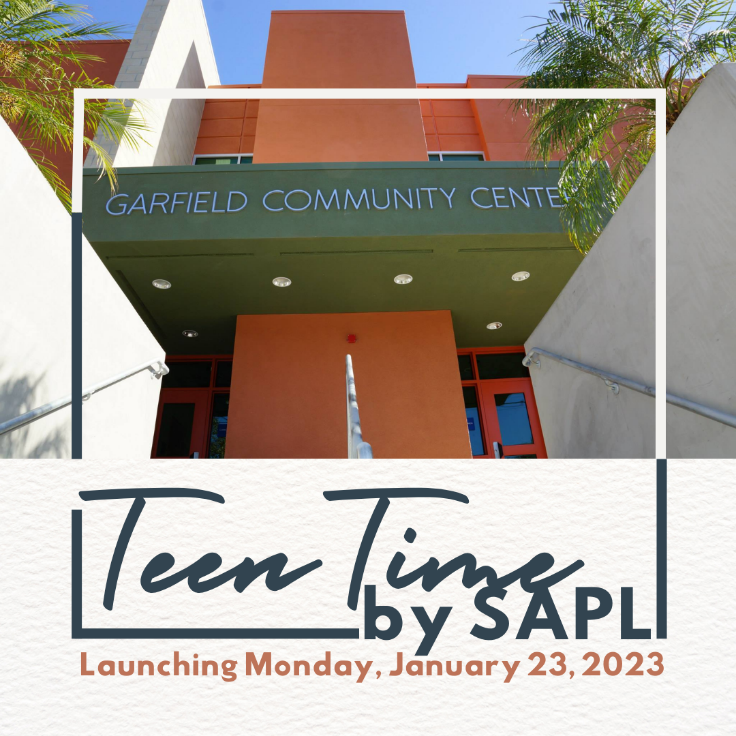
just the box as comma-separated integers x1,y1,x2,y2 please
79,8,583,459
0,1,676,459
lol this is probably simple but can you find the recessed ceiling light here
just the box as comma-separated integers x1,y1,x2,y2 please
182,329,198,338
272,276,292,287
511,271,530,282
152,279,171,289
486,322,503,330
394,274,413,285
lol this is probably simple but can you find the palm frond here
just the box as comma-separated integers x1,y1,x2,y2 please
1,0,147,211
515,0,736,253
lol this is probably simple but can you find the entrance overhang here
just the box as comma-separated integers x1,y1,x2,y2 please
82,161,582,354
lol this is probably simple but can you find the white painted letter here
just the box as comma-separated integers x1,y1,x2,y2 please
527,187,544,207
470,187,493,209
509,188,530,208
546,187,563,208
263,190,284,212
345,188,370,210
439,187,456,209
193,192,210,213
169,192,188,214
315,189,340,210
492,187,509,208
371,189,390,210
284,189,312,211
126,193,147,215
106,193,129,215
227,191,248,212
150,192,170,214
393,189,413,209
420,187,437,208
211,192,226,213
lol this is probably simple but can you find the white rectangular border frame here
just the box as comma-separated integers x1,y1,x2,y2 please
72,87,667,458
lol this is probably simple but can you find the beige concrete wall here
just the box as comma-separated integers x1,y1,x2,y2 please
666,63,736,457
85,0,219,169
524,159,656,458
0,119,164,458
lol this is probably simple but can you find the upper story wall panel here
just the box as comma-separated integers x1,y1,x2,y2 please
194,86,260,159
254,11,427,163
261,10,419,88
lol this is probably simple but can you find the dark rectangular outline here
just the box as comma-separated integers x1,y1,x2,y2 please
71,212,82,459
657,459,667,638
71,509,360,640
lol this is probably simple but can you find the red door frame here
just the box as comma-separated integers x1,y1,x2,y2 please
458,346,547,459
151,354,233,459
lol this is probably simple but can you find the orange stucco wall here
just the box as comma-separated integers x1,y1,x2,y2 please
192,20,550,165
194,84,261,156
252,11,428,164
226,311,472,459
466,75,562,162
419,85,484,154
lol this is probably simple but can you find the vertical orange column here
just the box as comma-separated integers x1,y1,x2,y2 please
253,10,428,164
468,75,533,161
466,75,565,162
226,311,472,459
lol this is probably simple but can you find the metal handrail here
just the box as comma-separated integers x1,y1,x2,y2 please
523,348,655,397
665,392,736,430
346,354,373,459
523,347,736,431
0,359,169,437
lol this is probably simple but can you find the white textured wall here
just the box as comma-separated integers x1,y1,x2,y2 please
3,459,734,733
0,119,164,459
80,225,166,460
524,159,656,458
85,0,219,168
0,121,72,457
666,63,736,458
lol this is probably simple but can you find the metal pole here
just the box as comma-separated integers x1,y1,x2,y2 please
345,354,373,459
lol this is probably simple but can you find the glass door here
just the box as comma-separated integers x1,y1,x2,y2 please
459,348,547,459
151,390,210,458
150,356,233,459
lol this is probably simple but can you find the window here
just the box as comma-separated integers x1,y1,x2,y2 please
428,152,485,162
193,154,253,165
162,361,212,388
476,352,530,380
494,393,534,446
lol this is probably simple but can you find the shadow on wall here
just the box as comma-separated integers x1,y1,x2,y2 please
0,364,70,458
152,42,206,166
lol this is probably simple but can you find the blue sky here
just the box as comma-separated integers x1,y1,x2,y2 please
82,0,557,84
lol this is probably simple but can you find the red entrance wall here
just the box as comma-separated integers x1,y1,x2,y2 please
252,11,428,164
226,311,471,459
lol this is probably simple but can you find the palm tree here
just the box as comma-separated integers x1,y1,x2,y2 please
516,0,736,253
0,1,147,210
